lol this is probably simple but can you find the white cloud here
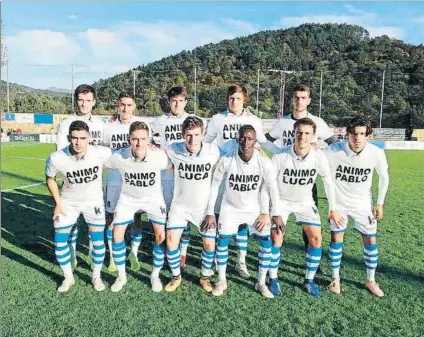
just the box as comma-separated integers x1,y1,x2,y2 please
366,26,404,39
221,18,260,35
68,14,77,20
5,30,82,65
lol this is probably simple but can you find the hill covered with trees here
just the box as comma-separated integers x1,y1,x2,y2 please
2,23,424,127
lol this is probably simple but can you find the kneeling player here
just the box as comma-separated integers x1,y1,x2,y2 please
203,125,281,298
163,116,220,293
325,116,389,297
106,121,172,292
46,120,112,292
267,118,342,298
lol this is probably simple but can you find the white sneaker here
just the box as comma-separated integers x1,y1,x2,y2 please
111,277,127,292
212,279,228,297
91,277,106,292
202,269,215,278
57,277,75,293
235,262,250,278
151,276,163,293
255,283,274,299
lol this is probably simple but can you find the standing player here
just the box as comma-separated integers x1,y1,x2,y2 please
46,120,112,292
203,84,279,279
266,118,342,298
162,116,220,293
150,86,195,267
56,84,104,150
107,121,171,292
56,84,105,268
203,125,281,298
265,84,337,263
325,116,389,297
102,91,151,272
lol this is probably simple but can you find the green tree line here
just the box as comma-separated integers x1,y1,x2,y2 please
1,23,423,128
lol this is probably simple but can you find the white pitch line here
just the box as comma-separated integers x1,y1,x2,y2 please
1,143,45,149
1,181,46,192
3,156,45,161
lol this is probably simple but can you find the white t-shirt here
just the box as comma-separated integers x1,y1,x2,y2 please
150,112,195,149
203,109,273,154
268,113,333,148
325,141,389,209
56,114,105,151
166,142,220,211
103,116,152,186
271,145,336,210
206,150,279,215
46,145,112,204
106,147,171,201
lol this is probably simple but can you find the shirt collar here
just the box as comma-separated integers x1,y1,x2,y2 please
130,148,150,163
289,144,311,161
237,150,257,164
64,145,87,161
344,141,367,157
167,112,188,119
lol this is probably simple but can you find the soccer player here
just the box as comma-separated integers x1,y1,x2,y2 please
203,84,279,279
203,125,281,298
325,116,389,297
107,121,171,292
150,86,196,267
46,120,112,292
103,91,152,272
162,116,221,293
56,84,104,150
56,84,105,268
265,84,338,262
266,117,343,298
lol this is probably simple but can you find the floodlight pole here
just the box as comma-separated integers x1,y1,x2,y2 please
319,71,323,118
194,67,197,115
256,68,260,114
268,69,295,118
379,70,385,128
6,62,10,113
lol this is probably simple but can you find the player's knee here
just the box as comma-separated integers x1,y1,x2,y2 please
113,228,125,243
155,231,165,244
362,235,376,245
308,234,322,247
203,241,215,251
272,231,284,247
331,232,344,242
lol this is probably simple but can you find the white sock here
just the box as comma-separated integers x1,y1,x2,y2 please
117,264,126,280
131,242,140,256
367,269,376,281
258,268,268,285
151,267,161,279
218,264,227,281
238,250,247,265
180,243,188,256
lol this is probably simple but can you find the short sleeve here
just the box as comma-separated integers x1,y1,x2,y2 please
45,156,58,178
268,120,283,139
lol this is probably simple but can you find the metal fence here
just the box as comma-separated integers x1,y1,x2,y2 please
1,64,423,128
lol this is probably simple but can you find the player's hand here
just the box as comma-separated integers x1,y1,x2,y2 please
200,215,216,232
271,215,285,234
53,203,66,221
108,114,118,123
148,143,160,151
373,204,384,221
254,144,267,157
255,214,271,232
328,210,345,228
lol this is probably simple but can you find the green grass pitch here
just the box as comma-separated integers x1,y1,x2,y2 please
2,142,424,337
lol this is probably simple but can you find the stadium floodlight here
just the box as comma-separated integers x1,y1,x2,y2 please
267,69,297,117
